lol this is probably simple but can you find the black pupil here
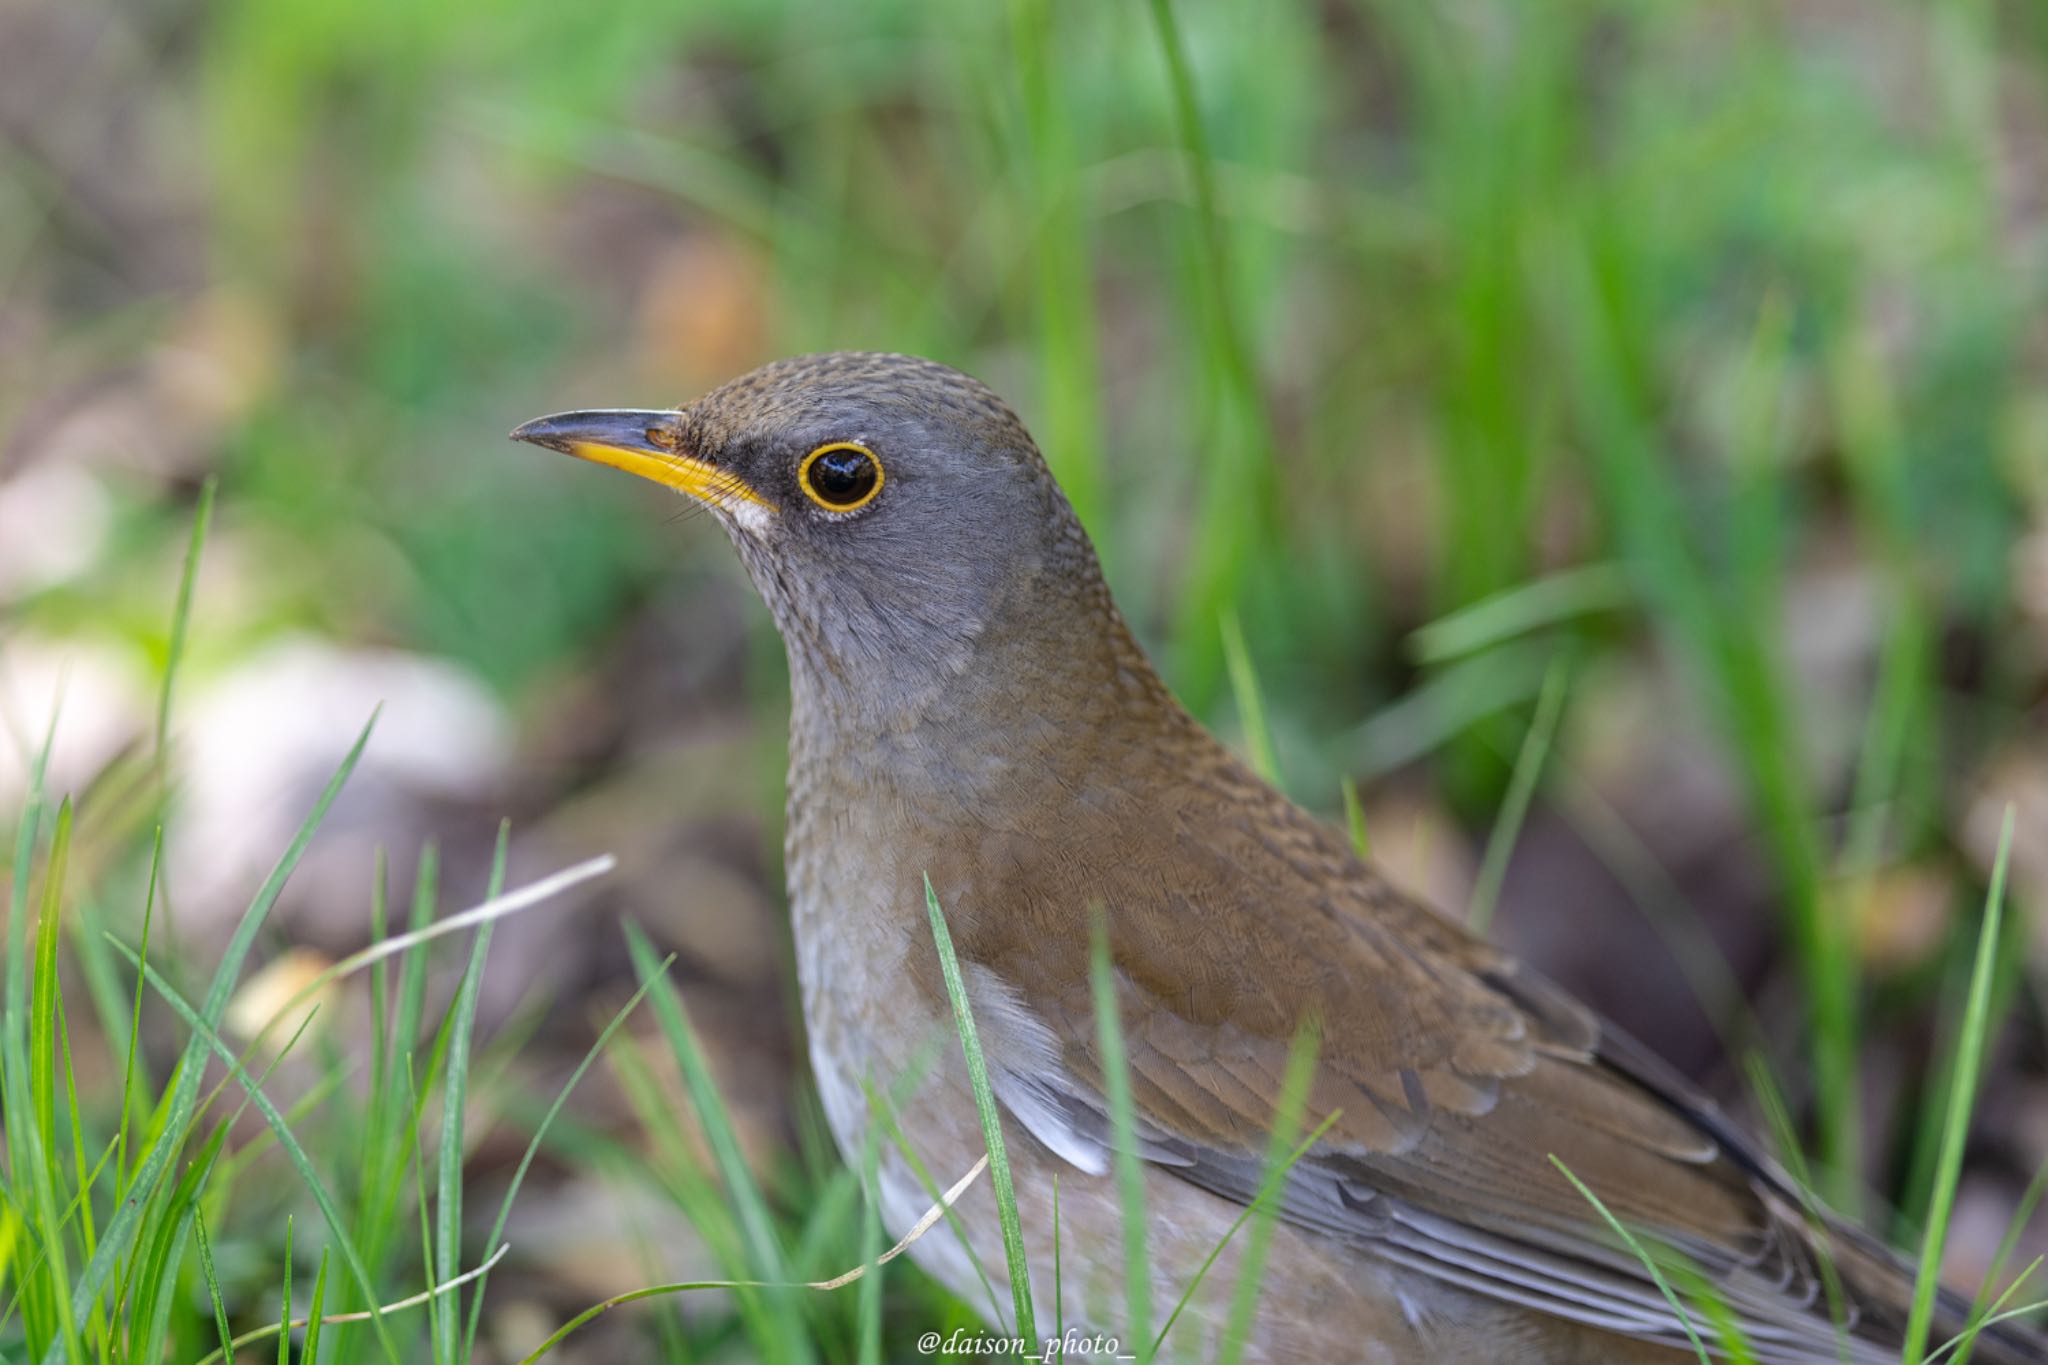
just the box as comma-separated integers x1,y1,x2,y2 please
809,450,875,505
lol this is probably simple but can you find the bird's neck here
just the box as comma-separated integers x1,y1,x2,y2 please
782,576,1188,811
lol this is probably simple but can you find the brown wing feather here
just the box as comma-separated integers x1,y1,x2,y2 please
922,727,2037,1364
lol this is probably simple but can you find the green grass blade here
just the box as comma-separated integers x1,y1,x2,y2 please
624,921,815,1363
1902,807,2013,1362
114,939,408,1362
1943,1257,2043,1365
1664,1256,1759,1365
57,713,378,1357
195,1211,235,1364
1340,777,1371,858
1550,1155,1712,1364
1740,1054,1854,1353
1050,1172,1064,1350
1546,240,1860,1194
1006,0,1105,538
855,1118,884,1365
29,798,83,1360
304,1250,331,1364
4,702,55,1091
1220,609,1282,789
358,844,438,1281
278,1214,295,1365
461,957,671,1359
1087,910,1149,1356
1145,0,1276,706
1408,563,1632,664
1954,1155,2048,1365
433,821,508,1363
1155,1101,1340,1358
1214,1023,1319,1365
861,1071,1008,1325
1348,639,1553,779
115,827,164,1192
923,875,1037,1342
1468,657,1568,932
156,474,216,760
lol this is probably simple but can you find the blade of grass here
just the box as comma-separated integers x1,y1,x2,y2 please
358,844,437,1286
1348,637,1553,778
1954,1154,2048,1365
410,1062,443,1362
4,700,54,1031
1050,1172,1064,1352
124,1117,224,1355
195,1211,234,1364
1901,806,2013,1362
303,1250,331,1364
433,820,508,1363
855,1117,884,1365
623,922,815,1364
278,1214,294,1365
1152,1104,1341,1358
1408,562,1631,664
1340,777,1371,858
57,981,99,1270
23,798,81,1361
1550,1155,1712,1364
117,948,406,1364
1468,657,1568,932
1087,909,1150,1357
1214,1023,1320,1365
1221,609,1282,790
1740,1053,1854,1355
923,875,1037,1342
1942,1257,2043,1365
156,474,216,761
461,958,672,1359
57,713,379,1359
1546,240,1858,1196
861,1071,1008,1326
1146,0,1277,706
1663,1256,1759,1365
1007,0,1106,538
3,705,56,1327
114,826,163,1191
515,1155,992,1364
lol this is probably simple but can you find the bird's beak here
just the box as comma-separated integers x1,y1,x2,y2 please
509,409,776,513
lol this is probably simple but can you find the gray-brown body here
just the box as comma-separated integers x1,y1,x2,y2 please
515,351,2040,1364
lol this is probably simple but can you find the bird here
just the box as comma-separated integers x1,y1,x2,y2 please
513,352,2040,1364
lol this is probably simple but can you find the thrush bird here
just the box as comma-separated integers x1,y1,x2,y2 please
514,353,2037,1364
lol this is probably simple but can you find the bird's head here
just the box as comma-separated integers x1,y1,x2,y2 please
513,352,1114,716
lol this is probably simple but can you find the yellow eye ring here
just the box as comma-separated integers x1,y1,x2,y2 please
798,442,884,512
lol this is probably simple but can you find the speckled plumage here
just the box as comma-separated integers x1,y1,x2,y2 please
515,353,2040,1364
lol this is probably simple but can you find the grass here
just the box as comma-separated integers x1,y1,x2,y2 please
0,709,623,1361
5,0,2047,1358
1550,810,2042,1365
922,876,1037,1345
1549,1155,1714,1364
1,563,2042,1361
1902,810,2015,1363
1087,910,1150,1357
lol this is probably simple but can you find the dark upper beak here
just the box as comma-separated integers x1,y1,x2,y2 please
509,409,776,512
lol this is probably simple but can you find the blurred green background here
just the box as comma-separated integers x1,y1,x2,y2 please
4,0,2048,1359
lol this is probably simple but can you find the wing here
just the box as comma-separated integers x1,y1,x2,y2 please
917,728,2028,1365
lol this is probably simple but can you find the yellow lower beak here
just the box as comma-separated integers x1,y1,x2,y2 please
509,409,777,513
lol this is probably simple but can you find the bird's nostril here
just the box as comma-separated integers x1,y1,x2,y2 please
646,426,678,450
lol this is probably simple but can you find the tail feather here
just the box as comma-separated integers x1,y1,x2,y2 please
1825,1214,2044,1365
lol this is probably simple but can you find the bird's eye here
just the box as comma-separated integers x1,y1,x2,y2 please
798,442,884,512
